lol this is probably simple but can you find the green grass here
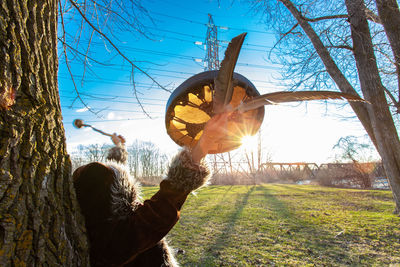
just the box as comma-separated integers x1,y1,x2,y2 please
142,184,400,266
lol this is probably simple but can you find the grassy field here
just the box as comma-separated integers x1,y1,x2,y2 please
142,184,400,266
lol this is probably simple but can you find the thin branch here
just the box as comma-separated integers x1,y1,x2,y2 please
326,45,353,51
383,86,400,112
91,1,152,39
375,45,397,66
59,0,99,116
269,23,300,59
326,28,353,51
364,7,381,24
132,71,153,119
68,0,170,95
300,14,348,22
82,29,95,85
324,29,353,51
57,37,114,66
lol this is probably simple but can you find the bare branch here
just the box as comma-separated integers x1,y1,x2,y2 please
132,74,153,119
301,14,348,22
300,7,379,24
82,29,95,85
59,0,99,116
269,23,300,59
324,29,353,51
57,37,114,66
383,86,400,112
326,45,353,51
67,0,170,94
90,1,152,39
364,7,381,24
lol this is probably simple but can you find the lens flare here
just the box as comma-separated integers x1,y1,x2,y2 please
240,135,258,150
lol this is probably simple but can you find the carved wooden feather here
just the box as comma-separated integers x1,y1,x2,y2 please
236,91,366,113
213,32,247,114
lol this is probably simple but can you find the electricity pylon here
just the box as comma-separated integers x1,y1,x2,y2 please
204,14,219,71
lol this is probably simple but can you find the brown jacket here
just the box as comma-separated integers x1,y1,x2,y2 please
73,148,210,266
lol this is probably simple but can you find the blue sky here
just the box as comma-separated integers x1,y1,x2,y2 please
58,0,371,164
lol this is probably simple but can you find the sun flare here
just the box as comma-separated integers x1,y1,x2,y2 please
240,135,258,150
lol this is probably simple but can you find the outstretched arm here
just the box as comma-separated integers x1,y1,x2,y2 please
105,113,231,265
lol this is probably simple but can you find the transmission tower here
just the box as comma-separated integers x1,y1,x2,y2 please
204,14,219,71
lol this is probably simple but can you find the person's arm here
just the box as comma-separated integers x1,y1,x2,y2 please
106,150,209,265
107,112,231,265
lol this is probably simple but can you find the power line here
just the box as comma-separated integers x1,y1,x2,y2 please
147,9,274,35
58,74,180,88
62,18,276,51
61,106,163,115
58,72,187,83
60,95,166,106
59,40,281,70
59,71,273,86
149,30,275,51
59,91,166,102
63,117,160,124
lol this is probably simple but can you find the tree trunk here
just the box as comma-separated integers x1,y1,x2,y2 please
375,0,400,95
0,1,90,265
345,0,400,213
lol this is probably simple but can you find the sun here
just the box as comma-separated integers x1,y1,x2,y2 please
240,135,258,151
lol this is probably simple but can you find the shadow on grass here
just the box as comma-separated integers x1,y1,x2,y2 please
197,186,256,265
173,184,400,266
253,185,359,265
196,185,364,266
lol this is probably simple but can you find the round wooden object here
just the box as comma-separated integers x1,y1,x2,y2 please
165,70,265,154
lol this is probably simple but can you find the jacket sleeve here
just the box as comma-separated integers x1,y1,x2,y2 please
107,147,211,265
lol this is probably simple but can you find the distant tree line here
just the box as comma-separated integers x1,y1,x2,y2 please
71,140,169,183
71,135,386,189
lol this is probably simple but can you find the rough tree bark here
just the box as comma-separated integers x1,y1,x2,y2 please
375,0,400,95
277,0,400,213
0,1,90,265
345,0,400,213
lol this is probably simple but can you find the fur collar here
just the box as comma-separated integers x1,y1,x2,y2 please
107,161,142,220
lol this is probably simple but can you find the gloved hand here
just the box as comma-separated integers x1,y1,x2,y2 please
111,133,126,147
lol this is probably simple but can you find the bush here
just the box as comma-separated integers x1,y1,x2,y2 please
314,163,374,189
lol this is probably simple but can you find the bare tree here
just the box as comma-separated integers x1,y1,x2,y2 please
159,153,169,177
83,143,110,162
0,0,168,264
333,135,377,188
139,141,161,178
70,143,111,167
127,140,168,180
251,0,400,213
127,140,140,178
